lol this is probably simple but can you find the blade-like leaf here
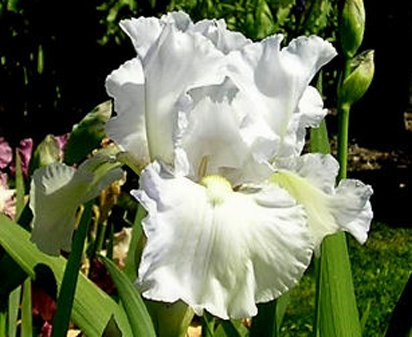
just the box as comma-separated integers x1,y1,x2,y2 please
214,320,248,337
21,278,32,337
123,206,145,282
0,214,132,337
101,256,156,337
310,122,362,337
7,286,21,337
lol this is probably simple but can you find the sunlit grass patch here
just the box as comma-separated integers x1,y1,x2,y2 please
281,222,412,336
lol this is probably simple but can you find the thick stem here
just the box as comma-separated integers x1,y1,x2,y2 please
51,202,93,337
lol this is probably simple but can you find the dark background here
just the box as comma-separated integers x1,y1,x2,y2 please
0,0,411,226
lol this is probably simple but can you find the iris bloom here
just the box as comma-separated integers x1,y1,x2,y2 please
105,11,373,319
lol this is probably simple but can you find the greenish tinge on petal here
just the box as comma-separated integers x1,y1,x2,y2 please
200,175,232,205
270,165,372,248
30,155,123,256
131,162,313,319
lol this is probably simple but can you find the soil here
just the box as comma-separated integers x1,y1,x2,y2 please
329,112,411,228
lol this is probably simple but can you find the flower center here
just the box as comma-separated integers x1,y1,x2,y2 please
201,175,232,205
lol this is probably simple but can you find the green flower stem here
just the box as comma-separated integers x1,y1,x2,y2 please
51,201,93,337
337,58,353,180
337,103,350,180
95,220,108,255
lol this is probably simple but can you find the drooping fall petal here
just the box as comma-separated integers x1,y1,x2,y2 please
131,161,314,319
271,153,373,247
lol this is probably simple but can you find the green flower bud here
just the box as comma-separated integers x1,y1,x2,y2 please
340,0,365,58
339,50,374,107
29,134,61,175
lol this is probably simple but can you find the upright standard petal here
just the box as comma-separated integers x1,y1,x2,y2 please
111,14,227,165
142,23,225,164
227,35,337,158
193,18,251,53
271,153,373,247
131,162,313,319
30,156,123,255
105,57,150,169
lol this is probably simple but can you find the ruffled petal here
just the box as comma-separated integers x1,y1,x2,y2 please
132,162,313,319
193,18,251,53
30,163,80,255
105,58,150,168
279,86,328,157
142,24,226,163
227,35,336,158
30,156,123,255
120,17,164,59
271,153,373,247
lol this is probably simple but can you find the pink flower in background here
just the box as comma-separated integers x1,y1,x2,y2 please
16,138,34,177
0,172,15,219
0,137,12,169
55,133,70,160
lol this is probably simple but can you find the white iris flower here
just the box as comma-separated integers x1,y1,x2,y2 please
104,11,373,319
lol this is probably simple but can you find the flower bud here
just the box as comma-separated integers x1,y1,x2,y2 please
340,0,365,58
29,135,61,175
339,49,374,107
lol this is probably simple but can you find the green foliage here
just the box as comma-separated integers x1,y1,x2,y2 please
175,0,337,42
0,214,133,337
64,100,112,165
349,223,412,337
279,223,412,336
101,256,156,337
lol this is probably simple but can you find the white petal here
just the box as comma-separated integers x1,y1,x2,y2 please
132,163,313,319
332,179,373,244
227,35,336,157
280,86,328,157
271,154,373,247
30,156,123,255
30,163,81,255
176,94,249,179
142,24,225,163
160,11,193,31
120,17,164,59
176,78,279,182
105,57,150,168
193,19,251,53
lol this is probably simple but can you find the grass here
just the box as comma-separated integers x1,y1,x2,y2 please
279,222,412,336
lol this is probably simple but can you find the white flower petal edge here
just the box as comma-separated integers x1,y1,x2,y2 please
109,12,227,166
105,58,150,169
227,35,337,158
271,153,373,248
131,162,314,319
30,156,123,255
280,86,328,157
